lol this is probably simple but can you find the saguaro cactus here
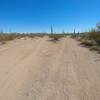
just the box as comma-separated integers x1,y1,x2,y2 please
74,29,76,34
51,26,53,34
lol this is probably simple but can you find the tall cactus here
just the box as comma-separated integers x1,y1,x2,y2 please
51,26,53,34
74,29,76,34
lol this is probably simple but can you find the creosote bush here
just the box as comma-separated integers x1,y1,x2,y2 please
0,33,46,43
0,33,16,42
48,34,65,42
79,27,100,53
84,32,100,45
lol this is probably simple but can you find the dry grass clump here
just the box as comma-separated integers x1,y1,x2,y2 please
0,33,17,44
0,33,46,45
0,33,36,43
71,34,77,38
90,46,100,51
80,39,97,47
79,31,100,53
48,34,64,42
83,32,100,44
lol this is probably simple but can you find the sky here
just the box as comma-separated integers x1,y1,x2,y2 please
0,0,100,33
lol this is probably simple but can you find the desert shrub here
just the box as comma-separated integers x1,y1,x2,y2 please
0,33,18,42
80,40,97,47
71,32,81,38
1,41,6,44
0,33,46,43
86,32,100,44
81,31,100,44
90,46,100,51
71,34,77,38
79,31,100,52
48,34,64,42
81,23,100,45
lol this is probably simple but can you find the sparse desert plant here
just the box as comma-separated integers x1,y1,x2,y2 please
0,33,18,42
0,32,47,43
87,32,100,44
78,23,100,53
48,34,64,42
1,41,6,44
71,32,80,38
80,40,97,47
90,46,100,51
71,34,77,38
80,31,100,45
81,23,100,45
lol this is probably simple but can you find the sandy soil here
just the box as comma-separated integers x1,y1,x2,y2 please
0,37,100,100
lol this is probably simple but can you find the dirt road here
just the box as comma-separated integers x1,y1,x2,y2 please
0,37,100,100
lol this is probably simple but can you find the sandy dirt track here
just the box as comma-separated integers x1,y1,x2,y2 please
0,37,100,100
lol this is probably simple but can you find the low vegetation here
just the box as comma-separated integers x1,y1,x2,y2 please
0,32,47,44
48,34,65,42
0,32,67,44
0,33,17,44
76,22,100,53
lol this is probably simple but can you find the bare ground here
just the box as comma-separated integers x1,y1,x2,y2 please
0,37,100,100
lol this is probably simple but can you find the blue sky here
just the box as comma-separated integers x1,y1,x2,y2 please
0,0,100,33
